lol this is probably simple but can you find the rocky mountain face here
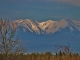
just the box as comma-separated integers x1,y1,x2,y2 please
11,19,80,52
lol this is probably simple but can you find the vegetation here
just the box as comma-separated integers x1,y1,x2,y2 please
0,19,26,60
26,52,80,60
0,51,80,60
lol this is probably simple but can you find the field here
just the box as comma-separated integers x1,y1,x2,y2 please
0,52,80,60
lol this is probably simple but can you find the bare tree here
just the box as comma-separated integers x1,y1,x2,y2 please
0,19,26,60
54,44,72,54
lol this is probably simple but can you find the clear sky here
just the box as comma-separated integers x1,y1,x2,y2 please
0,0,80,21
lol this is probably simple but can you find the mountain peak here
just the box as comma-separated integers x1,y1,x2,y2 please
45,20,55,22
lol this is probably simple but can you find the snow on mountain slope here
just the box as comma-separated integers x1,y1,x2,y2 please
38,20,57,34
38,20,55,30
12,19,80,34
13,19,41,34
70,20,80,31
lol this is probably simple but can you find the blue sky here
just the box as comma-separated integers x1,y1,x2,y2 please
0,0,80,21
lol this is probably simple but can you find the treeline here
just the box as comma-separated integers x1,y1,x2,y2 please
26,52,80,60
0,51,80,60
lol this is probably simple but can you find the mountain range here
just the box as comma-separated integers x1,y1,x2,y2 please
13,19,80,34
12,19,80,53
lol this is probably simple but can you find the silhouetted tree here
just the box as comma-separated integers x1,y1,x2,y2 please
54,44,72,54
59,51,62,56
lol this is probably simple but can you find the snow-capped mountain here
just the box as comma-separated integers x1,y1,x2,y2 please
11,19,80,53
13,19,80,35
